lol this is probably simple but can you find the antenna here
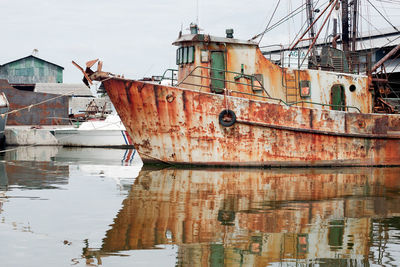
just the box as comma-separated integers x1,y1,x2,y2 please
196,0,199,25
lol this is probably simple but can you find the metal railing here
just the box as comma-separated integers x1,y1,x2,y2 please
261,46,372,75
176,66,271,97
228,90,361,112
158,66,361,113
159,69,178,86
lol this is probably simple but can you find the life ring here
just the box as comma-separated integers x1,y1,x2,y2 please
218,109,236,127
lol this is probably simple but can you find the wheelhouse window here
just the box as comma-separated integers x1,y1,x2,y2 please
183,47,188,63
176,46,195,65
188,47,194,63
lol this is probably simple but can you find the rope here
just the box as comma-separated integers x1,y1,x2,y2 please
258,0,281,44
224,88,231,111
0,90,76,116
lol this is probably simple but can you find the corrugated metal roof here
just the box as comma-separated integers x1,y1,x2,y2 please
34,83,93,96
383,58,400,73
1,55,64,70
0,55,64,69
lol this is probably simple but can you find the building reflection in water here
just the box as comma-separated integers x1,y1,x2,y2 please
0,146,69,190
94,168,400,266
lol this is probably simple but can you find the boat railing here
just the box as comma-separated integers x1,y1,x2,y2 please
159,69,178,86
262,46,372,75
176,66,272,97
160,66,361,112
227,90,361,112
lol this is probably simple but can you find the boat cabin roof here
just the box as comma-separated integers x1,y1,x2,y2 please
173,34,258,46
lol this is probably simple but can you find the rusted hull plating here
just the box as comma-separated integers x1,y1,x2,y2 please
0,80,69,125
104,78,400,166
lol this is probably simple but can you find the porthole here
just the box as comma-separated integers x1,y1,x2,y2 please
349,84,356,92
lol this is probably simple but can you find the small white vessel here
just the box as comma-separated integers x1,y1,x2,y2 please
53,114,133,147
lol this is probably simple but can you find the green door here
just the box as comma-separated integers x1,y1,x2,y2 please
328,220,344,248
211,51,225,93
331,85,345,111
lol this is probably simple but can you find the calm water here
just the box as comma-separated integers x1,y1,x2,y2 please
0,147,399,266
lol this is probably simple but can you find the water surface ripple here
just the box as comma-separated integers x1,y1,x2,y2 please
0,147,399,266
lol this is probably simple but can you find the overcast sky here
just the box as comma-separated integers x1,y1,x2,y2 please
1,0,399,83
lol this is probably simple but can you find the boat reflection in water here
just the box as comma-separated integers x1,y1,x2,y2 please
90,167,400,266
3,146,142,190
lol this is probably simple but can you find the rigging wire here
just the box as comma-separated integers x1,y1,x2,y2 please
366,2,373,49
250,1,306,41
258,0,281,44
288,17,309,50
289,0,323,49
266,0,327,38
262,5,306,35
358,12,394,43
288,0,292,44
374,0,400,5
366,0,399,31
378,0,391,18
290,0,335,50
381,34,400,48
386,52,400,78
299,0,339,68
323,5,332,44
358,3,364,51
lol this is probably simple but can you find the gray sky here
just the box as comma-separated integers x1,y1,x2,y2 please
1,0,399,83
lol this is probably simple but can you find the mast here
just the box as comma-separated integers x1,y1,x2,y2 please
351,0,358,51
341,0,350,52
306,0,315,39
306,0,316,65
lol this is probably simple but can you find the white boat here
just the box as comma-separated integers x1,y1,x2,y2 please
53,114,133,147
0,92,9,147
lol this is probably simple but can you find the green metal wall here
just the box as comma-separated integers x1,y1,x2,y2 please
0,57,63,84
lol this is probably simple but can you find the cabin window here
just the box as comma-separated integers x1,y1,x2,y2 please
179,48,184,64
188,47,194,63
300,80,311,98
183,47,188,63
349,84,356,92
176,46,195,65
201,50,209,62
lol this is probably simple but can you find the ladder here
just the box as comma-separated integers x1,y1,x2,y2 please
284,70,298,104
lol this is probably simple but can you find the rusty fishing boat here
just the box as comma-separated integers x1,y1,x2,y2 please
75,0,400,166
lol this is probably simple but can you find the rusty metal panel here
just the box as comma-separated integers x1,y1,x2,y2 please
104,78,400,166
176,45,372,113
0,80,69,125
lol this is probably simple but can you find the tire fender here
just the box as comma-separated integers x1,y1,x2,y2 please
218,109,236,127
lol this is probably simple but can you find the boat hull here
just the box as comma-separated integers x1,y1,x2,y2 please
104,78,400,166
54,129,133,148
0,106,8,147
0,92,9,147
